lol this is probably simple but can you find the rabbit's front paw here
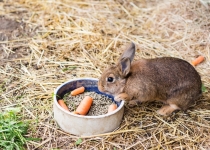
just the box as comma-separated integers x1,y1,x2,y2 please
114,93,130,102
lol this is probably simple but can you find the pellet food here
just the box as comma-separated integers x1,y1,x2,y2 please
64,92,113,116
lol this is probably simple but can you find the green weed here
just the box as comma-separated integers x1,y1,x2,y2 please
0,108,39,150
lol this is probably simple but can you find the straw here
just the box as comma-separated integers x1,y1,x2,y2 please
0,0,209,149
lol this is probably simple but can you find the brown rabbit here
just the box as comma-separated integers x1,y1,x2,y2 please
98,43,202,116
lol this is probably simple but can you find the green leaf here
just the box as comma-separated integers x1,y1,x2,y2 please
0,108,37,150
62,66,76,72
202,84,208,93
75,138,82,145
25,137,41,142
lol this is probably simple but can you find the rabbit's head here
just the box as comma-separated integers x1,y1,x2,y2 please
98,43,135,96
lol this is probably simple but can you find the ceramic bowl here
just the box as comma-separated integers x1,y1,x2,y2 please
53,78,124,136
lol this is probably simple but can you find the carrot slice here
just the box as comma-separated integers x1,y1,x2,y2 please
191,56,205,66
58,99,70,112
71,86,85,96
75,96,93,115
108,103,118,113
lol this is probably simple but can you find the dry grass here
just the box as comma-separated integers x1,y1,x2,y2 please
0,0,210,149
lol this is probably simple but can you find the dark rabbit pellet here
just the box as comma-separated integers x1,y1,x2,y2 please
64,92,113,116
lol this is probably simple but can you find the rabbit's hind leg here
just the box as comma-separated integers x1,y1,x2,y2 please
157,103,180,116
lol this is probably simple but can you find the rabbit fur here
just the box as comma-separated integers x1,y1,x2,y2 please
98,43,202,116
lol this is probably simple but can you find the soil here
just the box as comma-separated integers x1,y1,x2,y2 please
0,16,35,66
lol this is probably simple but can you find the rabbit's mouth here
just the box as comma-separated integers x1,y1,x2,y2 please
99,88,114,96
98,82,116,95
105,91,113,95
101,90,112,95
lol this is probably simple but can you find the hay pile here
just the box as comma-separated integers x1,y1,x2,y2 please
0,0,210,149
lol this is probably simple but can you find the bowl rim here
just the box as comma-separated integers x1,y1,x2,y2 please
54,77,124,119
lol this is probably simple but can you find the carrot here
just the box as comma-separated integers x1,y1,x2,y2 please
58,99,70,112
75,96,93,115
71,86,85,96
191,56,205,66
72,111,79,114
108,103,118,113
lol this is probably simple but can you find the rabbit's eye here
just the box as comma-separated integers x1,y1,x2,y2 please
107,77,114,82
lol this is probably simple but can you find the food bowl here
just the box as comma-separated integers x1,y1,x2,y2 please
53,78,124,136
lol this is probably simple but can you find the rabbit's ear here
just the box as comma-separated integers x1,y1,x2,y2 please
120,42,135,62
119,57,131,77
118,43,135,77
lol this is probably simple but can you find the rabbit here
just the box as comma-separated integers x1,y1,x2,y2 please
98,43,202,116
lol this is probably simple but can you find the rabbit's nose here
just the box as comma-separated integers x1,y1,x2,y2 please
98,85,104,92
97,81,103,92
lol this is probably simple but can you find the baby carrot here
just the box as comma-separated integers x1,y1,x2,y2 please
75,96,93,115
191,56,205,66
108,103,118,113
58,99,70,112
71,86,85,96
72,111,79,114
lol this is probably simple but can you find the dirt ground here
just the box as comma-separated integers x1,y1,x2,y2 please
0,0,210,149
